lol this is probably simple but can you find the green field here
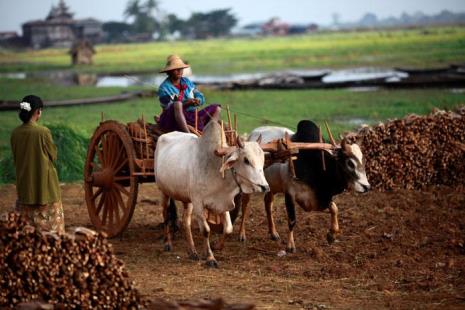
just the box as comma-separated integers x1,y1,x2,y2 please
1,80,464,183
1,27,464,74
1,78,464,148
1,26,465,183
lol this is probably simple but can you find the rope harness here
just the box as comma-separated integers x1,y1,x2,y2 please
230,168,243,194
230,167,266,193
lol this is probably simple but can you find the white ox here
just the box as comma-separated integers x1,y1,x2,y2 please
154,121,269,267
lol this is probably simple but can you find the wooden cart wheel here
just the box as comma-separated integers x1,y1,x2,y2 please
84,121,138,237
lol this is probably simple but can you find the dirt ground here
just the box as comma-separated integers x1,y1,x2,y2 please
1,183,464,309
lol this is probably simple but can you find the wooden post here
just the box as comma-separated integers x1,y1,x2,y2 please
324,121,337,146
226,105,232,142
220,121,225,178
143,114,149,172
195,108,198,132
234,113,237,139
319,125,326,171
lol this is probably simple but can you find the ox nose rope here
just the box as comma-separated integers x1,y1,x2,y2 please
230,168,267,191
230,168,243,194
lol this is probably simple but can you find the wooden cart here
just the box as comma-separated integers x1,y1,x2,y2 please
83,111,335,238
83,111,238,238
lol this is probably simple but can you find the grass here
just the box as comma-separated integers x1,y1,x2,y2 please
1,27,464,74
1,78,464,150
0,124,88,184
1,26,464,183
0,78,143,101
1,80,464,183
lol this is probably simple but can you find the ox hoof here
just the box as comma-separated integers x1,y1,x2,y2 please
188,252,200,261
239,234,247,242
205,259,219,268
286,247,296,254
326,232,338,244
164,244,173,252
270,233,281,241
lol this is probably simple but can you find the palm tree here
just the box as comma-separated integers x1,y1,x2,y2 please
144,0,159,14
124,0,141,20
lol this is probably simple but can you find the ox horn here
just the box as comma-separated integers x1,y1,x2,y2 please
324,121,337,147
236,135,245,149
256,134,262,144
340,138,352,155
215,146,237,157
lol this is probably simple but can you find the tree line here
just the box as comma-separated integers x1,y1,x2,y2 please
103,0,237,42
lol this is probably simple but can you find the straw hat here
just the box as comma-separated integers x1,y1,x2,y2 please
159,55,190,73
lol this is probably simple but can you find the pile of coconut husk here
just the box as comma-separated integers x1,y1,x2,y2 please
345,106,465,190
1,213,256,310
0,212,142,309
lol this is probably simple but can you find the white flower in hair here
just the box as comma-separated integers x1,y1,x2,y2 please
20,102,31,111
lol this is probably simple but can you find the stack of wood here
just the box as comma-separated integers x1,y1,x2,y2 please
0,212,142,309
345,107,465,190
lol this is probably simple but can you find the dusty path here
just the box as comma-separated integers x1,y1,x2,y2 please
1,183,464,309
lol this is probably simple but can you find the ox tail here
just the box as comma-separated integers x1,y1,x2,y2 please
167,198,178,235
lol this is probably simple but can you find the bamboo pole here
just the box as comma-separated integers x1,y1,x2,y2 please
319,125,326,171
226,105,233,143
195,108,198,132
143,114,149,172
221,121,225,178
234,113,237,139
324,121,337,146
260,141,334,153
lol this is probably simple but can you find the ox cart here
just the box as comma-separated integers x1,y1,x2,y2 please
83,111,335,238
83,110,240,237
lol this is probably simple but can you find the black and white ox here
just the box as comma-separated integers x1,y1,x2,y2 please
154,121,269,267
239,120,370,252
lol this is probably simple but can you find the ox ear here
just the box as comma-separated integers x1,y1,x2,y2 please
219,151,239,174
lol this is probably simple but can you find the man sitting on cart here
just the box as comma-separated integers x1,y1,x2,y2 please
157,55,221,133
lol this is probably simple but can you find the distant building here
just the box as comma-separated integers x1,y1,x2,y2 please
0,31,19,41
231,20,319,38
262,18,289,36
0,31,22,47
231,23,264,37
288,24,319,35
22,0,102,49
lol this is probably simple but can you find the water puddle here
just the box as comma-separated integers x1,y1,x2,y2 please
0,67,411,89
334,117,373,127
346,86,380,92
323,68,407,83
0,72,26,79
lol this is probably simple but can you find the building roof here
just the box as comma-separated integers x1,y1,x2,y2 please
46,0,73,21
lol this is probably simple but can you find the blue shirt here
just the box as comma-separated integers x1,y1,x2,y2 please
158,77,205,112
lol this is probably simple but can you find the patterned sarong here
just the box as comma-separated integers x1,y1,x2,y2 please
158,104,221,132
15,201,65,234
